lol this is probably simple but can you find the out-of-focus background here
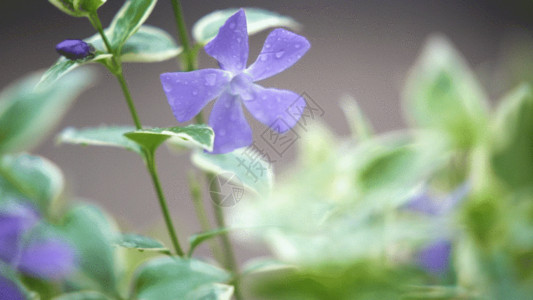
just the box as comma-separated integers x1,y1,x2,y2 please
1,0,533,255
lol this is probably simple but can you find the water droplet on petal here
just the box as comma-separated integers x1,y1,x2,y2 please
265,43,271,48
276,97,281,103
275,51,285,58
260,55,267,62
192,89,198,96
205,73,217,86
236,37,241,43
295,44,301,49
224,102,231,109
219,129,226,136
229,22,236,29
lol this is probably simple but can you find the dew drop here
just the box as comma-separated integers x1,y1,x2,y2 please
224,102,231,108
229,22,236,29
192,89,198,96
265,43,271,48
205,73,217,86
275,51,285,58
260,55,267,62
295,44,301,49
236,37,241,43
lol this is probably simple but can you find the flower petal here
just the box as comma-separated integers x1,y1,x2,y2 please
204,9,249,73
0,275,24,300
209,92,252,154
417,239,452,274
243,85,305,133
0,202,39,263
161,69,231,122
17,238,76,280
246,28,310,81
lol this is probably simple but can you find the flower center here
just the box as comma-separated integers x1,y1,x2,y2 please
229,73,254,100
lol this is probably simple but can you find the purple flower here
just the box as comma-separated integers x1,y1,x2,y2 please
161,9,310,153
0,201,76,280
56,39,94,60
417,239,452,274
408,184,469,274
0,274,24,300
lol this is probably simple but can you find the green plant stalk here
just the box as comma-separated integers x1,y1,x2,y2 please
170,0,194,71
208,173,243,300
188,172,222,259
169,2,244,298
147,154,185,256
89,12,185,256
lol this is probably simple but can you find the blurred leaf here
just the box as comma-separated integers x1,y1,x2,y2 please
185,283,234,300
48,0,106,17
339,95,373,141
108,0,158,52
404,35,489,149
125,124,214,154
0,154,64,213
193,7,299,44
191,147,273,195
188,228,231,257
241,258,294,276
248,262,425,300
491,84,533,190
132,256,230,300
116,234,169,254
57,126,141,154
53,291,112,300
119,25,182,62
0,69,94,153
60,204,123,293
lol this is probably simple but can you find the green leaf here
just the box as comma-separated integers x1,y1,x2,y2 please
48,0,85,17
0,154,64,213
404,35,489,149
108,0,158,52
48,0,106,17
116,233,169,254
193,7,300,44
60,204,123,293
491,84,533,190
339,95,373,141
53,291,112,300
38,53,111,87
188,228,231,257
132,257,231,300
76,0,107,14
191,147,273,195
186,284,234,300
0,69,94,153
120,25,182,62
57,126,141,154
124,124,214,154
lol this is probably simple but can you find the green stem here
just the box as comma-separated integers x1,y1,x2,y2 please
89,13,113,54
147,155,185,256
170,0,194,71
208,173,243,300
88,12,184,256
114,72,142,130
188,172,222,259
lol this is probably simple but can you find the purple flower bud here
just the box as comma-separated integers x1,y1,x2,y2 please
55,39,94,60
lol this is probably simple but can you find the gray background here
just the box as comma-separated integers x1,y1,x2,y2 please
1,1,533,258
